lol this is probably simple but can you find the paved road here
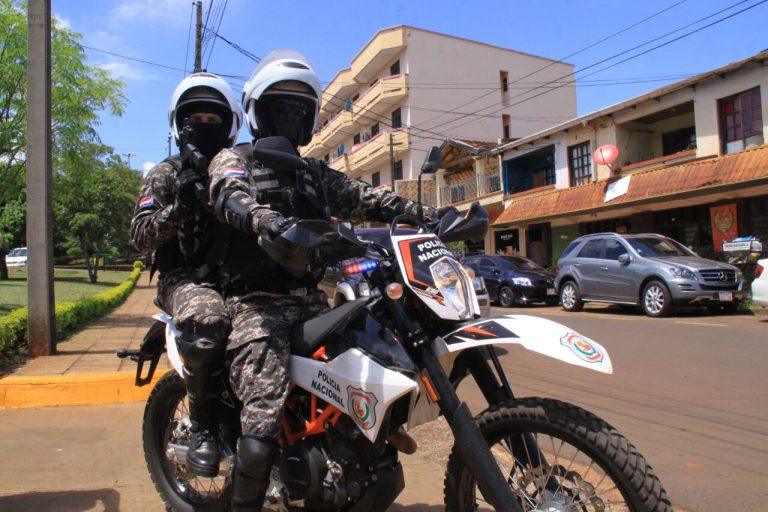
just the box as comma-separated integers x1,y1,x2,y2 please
463,304,768,511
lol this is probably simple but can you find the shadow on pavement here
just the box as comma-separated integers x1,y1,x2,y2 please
390,505,444,511
0,488,120,511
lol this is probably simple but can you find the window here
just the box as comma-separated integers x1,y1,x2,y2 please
390,60,400,76
719,87,763,153
568,141,592,186
604,239,627,260
662,126,696,155
392,160,403,180
371,171,380,187
371,123,380,137
500,70,509,92
451,185,466,203
502,114,510,139
577,239,603,259
353,133,361,145
323,153,329,163
391,107,402,129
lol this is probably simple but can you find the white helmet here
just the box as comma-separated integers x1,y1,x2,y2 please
242,49,322,146
168,72,242,146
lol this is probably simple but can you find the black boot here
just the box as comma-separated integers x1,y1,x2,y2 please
231,436,278,512
180,336,225,478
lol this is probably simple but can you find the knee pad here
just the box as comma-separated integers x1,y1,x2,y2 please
179,336,226,375
236,436,278,480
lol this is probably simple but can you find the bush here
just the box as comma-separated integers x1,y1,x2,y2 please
0,264,143,355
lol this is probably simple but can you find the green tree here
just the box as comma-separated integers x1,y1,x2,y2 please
55,146,141,283
0,0,127,280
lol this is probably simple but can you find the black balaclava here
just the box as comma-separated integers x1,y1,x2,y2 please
176,88,233,160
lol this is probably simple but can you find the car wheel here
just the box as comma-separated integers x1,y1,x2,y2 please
642,280,672,317
560,281,583,312
498,286,515,308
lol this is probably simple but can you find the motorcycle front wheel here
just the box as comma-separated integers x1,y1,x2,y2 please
143,371,230,512
444,397,672,512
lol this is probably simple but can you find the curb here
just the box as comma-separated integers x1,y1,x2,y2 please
0,371,162,409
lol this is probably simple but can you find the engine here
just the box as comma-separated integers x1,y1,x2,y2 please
277,419,403,511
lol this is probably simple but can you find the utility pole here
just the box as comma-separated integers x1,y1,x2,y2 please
194,0,203,72
26,0,56,357
123,152,135,169
389,133,395,182
167,133,172,157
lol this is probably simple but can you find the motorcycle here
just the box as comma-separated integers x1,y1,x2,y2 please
119,142,672,512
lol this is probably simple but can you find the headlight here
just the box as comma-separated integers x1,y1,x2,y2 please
430,258,472,320
512,277,533,287
668,267,698,280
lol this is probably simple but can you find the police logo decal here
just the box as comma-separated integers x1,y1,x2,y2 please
560,332,604,363
347,386,379,430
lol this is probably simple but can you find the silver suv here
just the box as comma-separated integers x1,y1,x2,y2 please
554,233,746,317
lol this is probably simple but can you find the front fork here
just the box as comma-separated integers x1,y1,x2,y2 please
416,343,521,512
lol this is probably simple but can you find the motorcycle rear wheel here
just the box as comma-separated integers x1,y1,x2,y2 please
143,371,230,512
444,397,672,512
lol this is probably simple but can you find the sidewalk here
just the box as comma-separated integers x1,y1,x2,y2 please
0,272,168,408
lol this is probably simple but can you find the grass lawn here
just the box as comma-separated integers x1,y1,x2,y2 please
0,267,132,315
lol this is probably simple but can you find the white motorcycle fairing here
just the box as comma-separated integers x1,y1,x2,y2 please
290,349,419,443
438,315,613,374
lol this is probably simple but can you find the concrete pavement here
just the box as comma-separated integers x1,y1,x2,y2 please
0,271,454,510
0,272,167,408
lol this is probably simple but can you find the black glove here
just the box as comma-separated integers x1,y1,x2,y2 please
173,168,204,210
261,215,298,238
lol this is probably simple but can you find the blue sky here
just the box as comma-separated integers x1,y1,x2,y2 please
51,0,768,172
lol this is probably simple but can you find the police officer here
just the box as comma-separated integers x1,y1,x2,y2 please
203,49,438,511
129,72,242,478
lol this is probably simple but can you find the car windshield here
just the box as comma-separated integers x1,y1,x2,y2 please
8,248,26,257
497,256,542,270
626,237,695,257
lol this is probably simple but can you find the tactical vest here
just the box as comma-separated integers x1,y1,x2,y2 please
153,155,217,281
213,143,331,294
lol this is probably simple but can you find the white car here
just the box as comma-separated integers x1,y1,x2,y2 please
5,247,27,267
751,258,768,308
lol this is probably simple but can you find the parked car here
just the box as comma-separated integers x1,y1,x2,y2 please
5,247,27,267
461,255,558,307
555,232,747,317
751,258,768,308
317,228,491,317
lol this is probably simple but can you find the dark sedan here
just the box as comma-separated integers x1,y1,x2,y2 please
462,255,558,307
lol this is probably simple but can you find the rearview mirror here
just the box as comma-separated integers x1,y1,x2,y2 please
618,253,631,264
420,146,442,174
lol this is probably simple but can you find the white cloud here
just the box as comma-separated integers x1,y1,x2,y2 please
142,161,156,175
113,0,190,23
97,61,161,82
53,15,71,30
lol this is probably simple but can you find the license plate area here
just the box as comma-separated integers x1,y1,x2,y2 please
546,288,556,296
717,291,733,301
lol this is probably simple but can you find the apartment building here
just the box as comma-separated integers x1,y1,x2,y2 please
487,50,768,267
301,25,576,204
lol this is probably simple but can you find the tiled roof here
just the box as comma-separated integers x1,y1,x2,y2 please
494,144,768,226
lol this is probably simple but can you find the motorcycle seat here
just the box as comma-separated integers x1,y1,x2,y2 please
290,298,368,357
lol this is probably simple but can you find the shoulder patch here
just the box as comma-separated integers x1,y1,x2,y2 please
223,167,247,178
138,196,154,209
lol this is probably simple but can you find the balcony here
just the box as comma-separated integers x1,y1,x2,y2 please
303,136,328,159
328,153,351,174
437,173,502,207
317,110,354,150
352,74,408,126
349,129,409,170
351,27,406,84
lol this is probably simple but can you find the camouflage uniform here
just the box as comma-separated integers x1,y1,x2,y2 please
129,158,229,339
206,147,431,438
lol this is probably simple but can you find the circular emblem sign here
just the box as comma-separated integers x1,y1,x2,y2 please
347,387,379,430
713,209,734,233
560,332,603,363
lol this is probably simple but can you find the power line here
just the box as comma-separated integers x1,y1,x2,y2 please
82,44,188,73
417,0,692,132
426,0,764,136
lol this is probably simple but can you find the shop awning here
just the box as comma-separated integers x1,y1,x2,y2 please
494,144,768,226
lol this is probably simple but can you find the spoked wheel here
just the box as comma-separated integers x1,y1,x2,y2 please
498,286,515,308
143,371,230,512
444,398,672,512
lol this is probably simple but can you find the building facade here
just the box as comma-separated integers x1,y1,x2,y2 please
301,25,577,203
473,51,767,268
